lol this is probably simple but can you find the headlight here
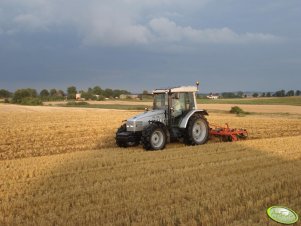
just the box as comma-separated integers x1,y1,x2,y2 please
126,121,134,128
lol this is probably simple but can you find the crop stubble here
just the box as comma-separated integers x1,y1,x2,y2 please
0,104,301,225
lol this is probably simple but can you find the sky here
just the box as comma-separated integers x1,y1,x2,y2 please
0,0,300,93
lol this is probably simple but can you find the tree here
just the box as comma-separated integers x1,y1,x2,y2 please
286,90,294,96
67,86,77,99
274,90,285,97
266,92,271,97
142,90,149,95
222,92,238,98
296,90,301,96
104,88,113,98
81,91,93,100
252,93,259,98
236,91,244,98
50,89,57,97
0,89,11,98
112,89,121,98
57,90,65,97
92,86,103,95
261,92,266,97
40,89,50,97
12,88,37,103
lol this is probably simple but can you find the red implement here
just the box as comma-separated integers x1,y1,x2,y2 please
209,123,248,142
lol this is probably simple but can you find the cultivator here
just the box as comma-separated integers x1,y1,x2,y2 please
209,123,248,142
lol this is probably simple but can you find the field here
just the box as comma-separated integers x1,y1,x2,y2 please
44,97,301,114
197,96,301,106
0,104,301,225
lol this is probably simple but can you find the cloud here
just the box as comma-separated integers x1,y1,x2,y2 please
0,0,282,46
13,14,49,31
149,17,281,44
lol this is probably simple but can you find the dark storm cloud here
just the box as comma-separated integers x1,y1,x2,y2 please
0,0,300,92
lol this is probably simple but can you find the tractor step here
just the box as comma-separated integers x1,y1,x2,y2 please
209,123,248,142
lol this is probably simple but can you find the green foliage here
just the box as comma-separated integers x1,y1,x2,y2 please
50,89,57,97
12,88,37,103
67,86,77,99
66,101,89,106
96,95,105,101
197,96,301,106
230,106,246,115
40,89,50,97
252,93,259,98
273,90,286,97
11,88,42,105
0,89,11,98
221,92,243,98
104,88,113,97
38,89,65,101
286,90,295,96
20,97,43,106
80,91,93,100
236,91,244,98
92,86,103,95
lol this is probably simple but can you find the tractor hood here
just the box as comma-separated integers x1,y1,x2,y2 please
126,109,166,132
128,109,165,122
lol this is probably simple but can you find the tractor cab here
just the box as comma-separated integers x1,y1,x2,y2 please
152,86,198,126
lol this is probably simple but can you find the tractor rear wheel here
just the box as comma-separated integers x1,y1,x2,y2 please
141,123,167,150
184,114,209,145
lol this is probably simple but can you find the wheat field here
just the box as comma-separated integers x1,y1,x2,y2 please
0,104,301,225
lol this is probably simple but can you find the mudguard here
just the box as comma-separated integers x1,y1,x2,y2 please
179,110,208,128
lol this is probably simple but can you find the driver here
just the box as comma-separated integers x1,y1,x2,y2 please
172,98,184,117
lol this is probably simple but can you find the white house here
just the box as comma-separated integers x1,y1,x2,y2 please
206,95,219,99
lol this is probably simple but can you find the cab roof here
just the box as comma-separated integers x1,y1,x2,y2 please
152,86,198,94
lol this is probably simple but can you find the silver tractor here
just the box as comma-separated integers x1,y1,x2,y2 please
115,84,209,150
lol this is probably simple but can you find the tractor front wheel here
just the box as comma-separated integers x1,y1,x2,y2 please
141,123,167,150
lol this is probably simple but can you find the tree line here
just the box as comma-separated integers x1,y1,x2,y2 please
199,90,301,99
1,87,300,105
252,90,300,98
0,86,131,105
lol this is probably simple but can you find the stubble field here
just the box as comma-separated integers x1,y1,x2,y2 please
0,104,301,225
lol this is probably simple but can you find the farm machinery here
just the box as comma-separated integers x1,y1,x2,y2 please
115,83,248,150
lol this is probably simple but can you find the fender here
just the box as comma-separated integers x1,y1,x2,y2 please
179,110,209,128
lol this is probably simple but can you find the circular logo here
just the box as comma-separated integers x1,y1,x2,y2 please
267,206,299,224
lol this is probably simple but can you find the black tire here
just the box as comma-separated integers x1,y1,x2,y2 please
116,124,127,147
184,114,209,145
141,123,167,150
115,124,139,148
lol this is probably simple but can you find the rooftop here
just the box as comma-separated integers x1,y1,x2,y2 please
152,86,198,94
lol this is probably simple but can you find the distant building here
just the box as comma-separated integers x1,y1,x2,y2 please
119,94,127,99
206,95,219,99
76,93,81,100
120,94,140,99
75,93,85,101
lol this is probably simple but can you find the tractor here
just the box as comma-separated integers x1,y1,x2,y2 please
115,83,210,150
